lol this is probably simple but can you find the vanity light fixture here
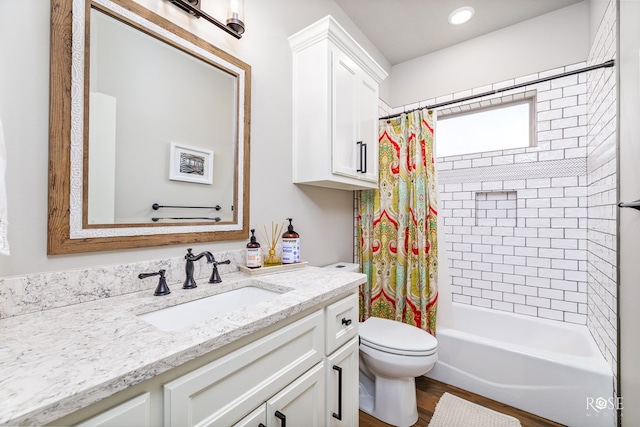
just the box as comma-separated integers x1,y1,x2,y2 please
226,0,245,34
448,6,475,25
168,0,244,38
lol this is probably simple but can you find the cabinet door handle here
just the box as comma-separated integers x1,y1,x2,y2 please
275,410,286,427
341,317,352,326
259,424,266,427
332,365,343,420
361,142,367,174
356,141,365,173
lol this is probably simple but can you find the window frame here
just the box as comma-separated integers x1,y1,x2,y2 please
435,93,537,159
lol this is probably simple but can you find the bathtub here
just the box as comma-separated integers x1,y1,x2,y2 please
427,303,614,427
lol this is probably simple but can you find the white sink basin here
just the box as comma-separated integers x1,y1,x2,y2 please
139,285,284,332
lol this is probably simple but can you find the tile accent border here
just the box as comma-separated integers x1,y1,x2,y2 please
439,158,586,184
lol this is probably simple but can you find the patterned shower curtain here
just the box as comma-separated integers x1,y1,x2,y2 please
358,108,439,335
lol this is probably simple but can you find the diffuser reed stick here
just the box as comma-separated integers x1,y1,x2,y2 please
261,221,284,266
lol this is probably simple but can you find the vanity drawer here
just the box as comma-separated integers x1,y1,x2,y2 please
163,310,324,427
325,294,358,355
74,393,151,427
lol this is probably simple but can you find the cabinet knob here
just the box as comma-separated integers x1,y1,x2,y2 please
341,317,352,326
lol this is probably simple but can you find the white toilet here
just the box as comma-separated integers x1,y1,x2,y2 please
358,316,438,427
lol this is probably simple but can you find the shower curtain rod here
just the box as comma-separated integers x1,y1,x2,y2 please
379,59,615,121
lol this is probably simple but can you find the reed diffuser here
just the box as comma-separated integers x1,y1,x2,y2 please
261,221,284,266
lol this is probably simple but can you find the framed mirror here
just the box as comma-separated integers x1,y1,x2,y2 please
49,0,251,254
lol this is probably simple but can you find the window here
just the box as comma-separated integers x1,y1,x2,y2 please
436,99,533,158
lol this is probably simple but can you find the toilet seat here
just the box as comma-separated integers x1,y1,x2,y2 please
359,317,438,357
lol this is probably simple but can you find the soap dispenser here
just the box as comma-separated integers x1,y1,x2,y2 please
282,218,300,264
246,229,262,268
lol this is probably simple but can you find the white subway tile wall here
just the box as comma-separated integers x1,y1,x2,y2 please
586,0,617,389
372,5,617,383
435,64,590,325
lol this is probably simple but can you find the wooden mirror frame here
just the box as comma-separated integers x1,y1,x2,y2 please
48,0,251,254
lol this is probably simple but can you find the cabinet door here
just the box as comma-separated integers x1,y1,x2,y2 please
266,362,325,427
163,311,324,427
326,338,359,427
75,393,151,427
357,73,379,183
232,405,267,427
331,48,360,180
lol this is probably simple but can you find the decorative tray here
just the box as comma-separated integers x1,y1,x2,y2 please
238,261,309,276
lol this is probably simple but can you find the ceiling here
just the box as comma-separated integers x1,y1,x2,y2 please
335,0,584,65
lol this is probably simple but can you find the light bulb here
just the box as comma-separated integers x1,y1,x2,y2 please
226,0,245,34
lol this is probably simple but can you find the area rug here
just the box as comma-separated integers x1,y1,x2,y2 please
428,392,522,427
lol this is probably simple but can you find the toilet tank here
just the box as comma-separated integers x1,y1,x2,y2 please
322,262,360,273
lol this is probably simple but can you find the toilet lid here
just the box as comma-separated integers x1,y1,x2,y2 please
359,317,437,356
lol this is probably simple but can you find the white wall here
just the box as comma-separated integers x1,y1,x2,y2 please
618,0,640,423
391,1,590,107
0,0,391,277
589,0,610,46
586,0,617,402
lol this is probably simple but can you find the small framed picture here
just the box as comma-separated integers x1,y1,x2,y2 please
169,142,214,184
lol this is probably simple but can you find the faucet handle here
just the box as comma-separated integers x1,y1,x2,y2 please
209,259,231,284
138,269,171,296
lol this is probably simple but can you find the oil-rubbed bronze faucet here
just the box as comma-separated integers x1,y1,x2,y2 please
183,248,214,289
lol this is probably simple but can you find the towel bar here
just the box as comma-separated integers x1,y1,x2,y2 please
618,200,640,211
152,203,222,211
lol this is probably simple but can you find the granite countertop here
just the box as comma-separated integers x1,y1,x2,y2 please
0,266,365,426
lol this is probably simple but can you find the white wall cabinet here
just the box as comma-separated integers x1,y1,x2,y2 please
331,48,379,184
289,15,387,191
54,293,359,427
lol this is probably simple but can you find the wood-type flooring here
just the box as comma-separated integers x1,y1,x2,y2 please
359,377,566,427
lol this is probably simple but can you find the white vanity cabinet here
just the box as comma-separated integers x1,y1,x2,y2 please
163,293,360,427
326,338,359,427
234,362,326,427
74,393,151,427
51,293,359,427
232,405,266,427
289,15,387,191
324,293,359,427
266,362,326,426
163,310,324,426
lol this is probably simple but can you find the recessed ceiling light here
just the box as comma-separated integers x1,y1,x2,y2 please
448,6,475,25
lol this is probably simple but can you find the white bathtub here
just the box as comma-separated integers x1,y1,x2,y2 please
427,303,614,427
